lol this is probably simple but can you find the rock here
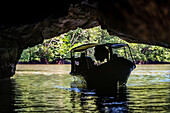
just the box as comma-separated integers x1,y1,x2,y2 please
96,0,170,48
0,37,21,78
0,3,98,78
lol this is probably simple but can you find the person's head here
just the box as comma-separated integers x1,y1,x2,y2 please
94,45,108,62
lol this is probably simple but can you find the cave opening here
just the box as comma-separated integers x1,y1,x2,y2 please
0,0,170,79
18,26,170,65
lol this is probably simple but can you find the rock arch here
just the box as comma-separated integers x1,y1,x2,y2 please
0,0,169,78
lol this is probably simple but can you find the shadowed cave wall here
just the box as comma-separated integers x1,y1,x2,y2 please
0,0,170,78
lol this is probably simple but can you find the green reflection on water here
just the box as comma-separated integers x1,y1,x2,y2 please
127,64,170,112
7,64,169,112
13,74,72,112
127,84,169,112
14,65,98,112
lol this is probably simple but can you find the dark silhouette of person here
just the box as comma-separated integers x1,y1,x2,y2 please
79,53,94,72
94,45,109,62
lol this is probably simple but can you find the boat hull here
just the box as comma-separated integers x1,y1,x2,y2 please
82,57,136,89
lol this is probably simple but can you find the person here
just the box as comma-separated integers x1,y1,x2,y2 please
79,53,94,72
94,45,109,62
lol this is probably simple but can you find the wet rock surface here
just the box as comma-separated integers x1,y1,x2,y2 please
96,0,170,47
0,37,20,78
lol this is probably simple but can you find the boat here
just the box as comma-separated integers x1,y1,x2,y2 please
69,43,136,89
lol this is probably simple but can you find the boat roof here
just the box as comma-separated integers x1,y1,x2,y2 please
71,43,128,52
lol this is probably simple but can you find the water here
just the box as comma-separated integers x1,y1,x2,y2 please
0,64,169,112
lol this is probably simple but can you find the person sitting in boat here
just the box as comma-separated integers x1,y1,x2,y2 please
79,53,94,72
94,45,109,62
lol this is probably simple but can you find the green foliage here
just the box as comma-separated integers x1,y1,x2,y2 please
19,26,170,63
128,43,170,62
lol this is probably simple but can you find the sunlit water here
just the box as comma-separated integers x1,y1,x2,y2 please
0,64,169,112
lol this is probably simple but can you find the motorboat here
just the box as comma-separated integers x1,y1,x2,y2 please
69,43,136,89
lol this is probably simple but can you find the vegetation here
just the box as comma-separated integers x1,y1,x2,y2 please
19,26,170,64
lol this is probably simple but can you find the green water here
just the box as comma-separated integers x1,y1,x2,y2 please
0,64,169,112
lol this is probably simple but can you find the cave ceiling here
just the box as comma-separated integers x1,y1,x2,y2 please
0,0,170,48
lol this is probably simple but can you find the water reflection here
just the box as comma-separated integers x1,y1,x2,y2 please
0,65,169,112
0,78,15,113
70,81,129,112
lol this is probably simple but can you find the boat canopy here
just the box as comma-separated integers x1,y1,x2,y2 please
71,43,101,52
108,43,128,48
71,43,129,52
